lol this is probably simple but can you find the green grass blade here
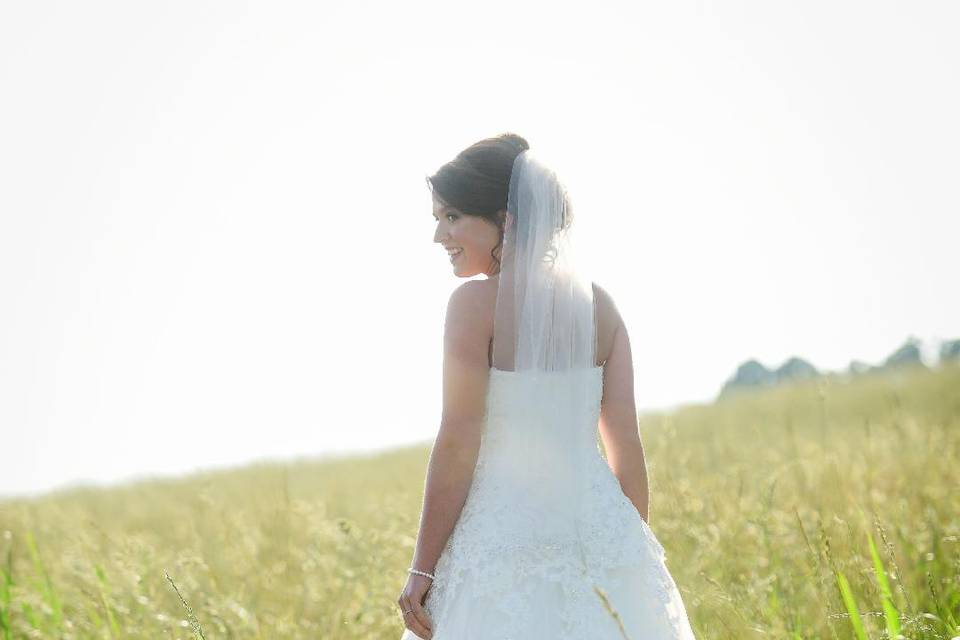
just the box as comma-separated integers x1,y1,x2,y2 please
21,602,38,630
25,532,62,631
0,547,11,640
835,570,867,640
866,529,901,639
95,565,121,638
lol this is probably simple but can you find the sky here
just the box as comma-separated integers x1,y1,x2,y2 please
1,0,957,498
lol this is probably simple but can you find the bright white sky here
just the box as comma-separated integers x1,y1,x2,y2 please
1,1,957,497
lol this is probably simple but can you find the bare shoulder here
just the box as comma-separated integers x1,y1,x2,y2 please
448,278,496,307
592,282,623,327
446,278,497,326
591,282,624,365
443,279,496,369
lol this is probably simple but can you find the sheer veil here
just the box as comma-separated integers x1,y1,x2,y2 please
491,150,596,373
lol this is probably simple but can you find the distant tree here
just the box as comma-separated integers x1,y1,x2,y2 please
735,359,776,386
848,360,874,376
882,336,926,369
719,335,945,400
775,357,819,383
719,359,776,398
940,339,960,363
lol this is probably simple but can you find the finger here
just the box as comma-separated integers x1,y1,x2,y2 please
407,613,433,640
404,611,432,640
400,596,432,639
410,598,433,637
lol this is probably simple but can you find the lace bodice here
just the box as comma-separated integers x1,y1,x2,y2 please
420,365,688,638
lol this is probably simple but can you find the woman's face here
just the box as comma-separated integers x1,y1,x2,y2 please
432,194,504,278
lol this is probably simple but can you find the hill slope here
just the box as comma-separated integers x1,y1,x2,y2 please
1,364,958,639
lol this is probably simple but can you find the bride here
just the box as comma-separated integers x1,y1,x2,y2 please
398,133,697,639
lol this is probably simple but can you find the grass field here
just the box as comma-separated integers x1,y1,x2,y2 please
1,363,958,639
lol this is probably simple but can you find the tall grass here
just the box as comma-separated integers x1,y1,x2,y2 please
0,363,957,638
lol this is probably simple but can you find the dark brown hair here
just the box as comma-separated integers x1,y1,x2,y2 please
426,133,530,274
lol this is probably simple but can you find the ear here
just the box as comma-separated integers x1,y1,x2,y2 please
499,209,513,232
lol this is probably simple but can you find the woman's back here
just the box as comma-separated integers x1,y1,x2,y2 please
402,294,694,639
472,276,621,371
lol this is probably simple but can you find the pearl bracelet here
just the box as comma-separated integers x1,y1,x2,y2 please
408,567,436,580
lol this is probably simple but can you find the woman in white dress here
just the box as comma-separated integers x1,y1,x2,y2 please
398,133,697,639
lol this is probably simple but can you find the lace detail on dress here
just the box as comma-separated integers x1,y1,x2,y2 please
407,366,697,640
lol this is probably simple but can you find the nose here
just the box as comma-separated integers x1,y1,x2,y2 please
433,222,446,244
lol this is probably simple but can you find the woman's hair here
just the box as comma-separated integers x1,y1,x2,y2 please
426,132,530,273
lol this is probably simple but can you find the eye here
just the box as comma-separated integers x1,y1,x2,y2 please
446,213,458,222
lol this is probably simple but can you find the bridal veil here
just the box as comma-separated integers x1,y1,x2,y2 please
491,150,597,373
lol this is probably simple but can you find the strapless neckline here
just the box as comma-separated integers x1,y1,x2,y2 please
490,364,604,375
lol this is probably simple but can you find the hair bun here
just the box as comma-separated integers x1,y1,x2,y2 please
499,132,530,153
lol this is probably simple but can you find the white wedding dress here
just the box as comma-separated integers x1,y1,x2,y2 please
401,364,697,639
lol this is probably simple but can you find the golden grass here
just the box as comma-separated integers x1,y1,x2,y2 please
0,363,957,638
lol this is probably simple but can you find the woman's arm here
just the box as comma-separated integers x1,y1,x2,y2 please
410,281,491,574
597,304,651,524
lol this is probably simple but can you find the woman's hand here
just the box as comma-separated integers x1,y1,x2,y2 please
398,574,434,639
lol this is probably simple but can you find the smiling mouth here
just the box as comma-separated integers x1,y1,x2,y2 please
448,248,463,262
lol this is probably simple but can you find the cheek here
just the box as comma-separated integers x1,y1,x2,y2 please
462,223,493,251
463,236,484,260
